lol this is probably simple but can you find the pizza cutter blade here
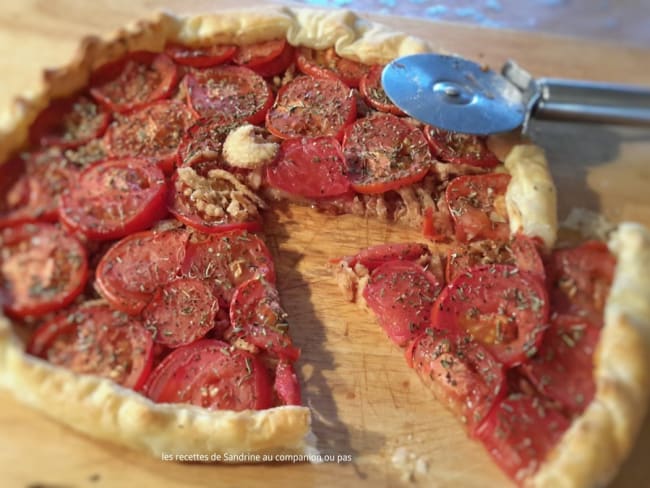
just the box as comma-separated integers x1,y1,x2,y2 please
382,53,650,135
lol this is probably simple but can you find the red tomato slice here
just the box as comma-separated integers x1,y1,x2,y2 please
250,42,296,78
338,242,431,271
184,66,273,124
228,278,300,361
547,241,615,325
422,196,454,242
343,113,431,194
29,95,110,149
474,394,570,483
511,234,546,280
168,163,263,234
296,47,370,88
90,51,179,114
446,173,511,242
359,65,404,115
363,260,442,346
177,119,235,167
432,264,549,367
265,75,356,140
266,137,350,199
0,224,88,317
165,43,237,68
233,39,295,77
146,339,273,411
27,301,153,390
522,313,599,415
424,126,500,168
95,228,189,314
406,329,505,432
106,100,196,174
142,278,219,348
181,230,275,304
274,361,302,406
59,159,167,241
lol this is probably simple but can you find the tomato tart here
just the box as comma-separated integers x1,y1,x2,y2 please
0,7,648,488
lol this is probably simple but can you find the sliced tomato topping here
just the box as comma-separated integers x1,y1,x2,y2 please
29,95,110,149
165,43,237,67
177,119,235,167
422,195,454,242
446,173,511,242
547,241,615,324
474,394,570,483
265,75,356,140
184,66,273,124
359,65,404,115
406,329,505,432
343,113,431,194
274,361,301,406
266,137,350,199
228,278,300,361
296,47,370,88
146,339,273,411
106,100,196,174
95,228,189,314
27,302,153,390
425,126,500,168
0,224,87,317
364,260,442,346
90,52,179,113
59,159,167,240
432,264,549,367
338,242,431,271
511,234,546,279
181,230,275,304
522,313,599,415
142,278,218,348
234,39,295,77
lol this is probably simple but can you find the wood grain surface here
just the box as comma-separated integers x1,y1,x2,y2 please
1,1,650,487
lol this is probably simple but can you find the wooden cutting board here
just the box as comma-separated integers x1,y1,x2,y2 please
1,1,650,487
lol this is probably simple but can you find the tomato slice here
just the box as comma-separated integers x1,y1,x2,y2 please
168,163,263,234
363,260,442,346
522,313,599,415
343,113,432,194
184,66,273,124
296,47,370,88
59,159,167,241
424,126,500,168
90,51,179,113
359,65,404,115
105,100,196,174
547,241,615,325
142,278,219,348
146,339,273,411
27,301,153,390
446,173,511,242
265,75,356,140
228,278,300,361
266,137,350,199
95,228,189,314
406,329,505,432
433,264,548,367
0,224,88,317
165,43,237,68
181,230,275,304
234,39,295,77
474,394,570,483
274,361,301,406
177,119,235,167
29,95,110,149
338,242,431,271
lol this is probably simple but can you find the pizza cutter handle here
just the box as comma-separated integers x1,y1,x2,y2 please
531,79,650,127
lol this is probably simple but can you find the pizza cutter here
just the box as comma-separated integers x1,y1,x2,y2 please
381,53,650,135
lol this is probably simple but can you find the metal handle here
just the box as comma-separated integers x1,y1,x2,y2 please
531,78,650,126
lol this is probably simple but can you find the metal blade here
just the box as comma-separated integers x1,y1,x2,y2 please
382,53,526,135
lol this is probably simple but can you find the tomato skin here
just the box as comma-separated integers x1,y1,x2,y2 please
359,65,404,115
424,125,500,168
343,113,432,194
338,242,431,271
265,75,356,140
59,159,168,241
274,361,302,406
233,39,295,78
0,224,88,318
432,264,549,367
446,173,511,243
406,329,506,432
364,260,442,346
165,43,237,68
296,47,370,88
27,302,154,390
266,137,351,199
90,52,179,114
